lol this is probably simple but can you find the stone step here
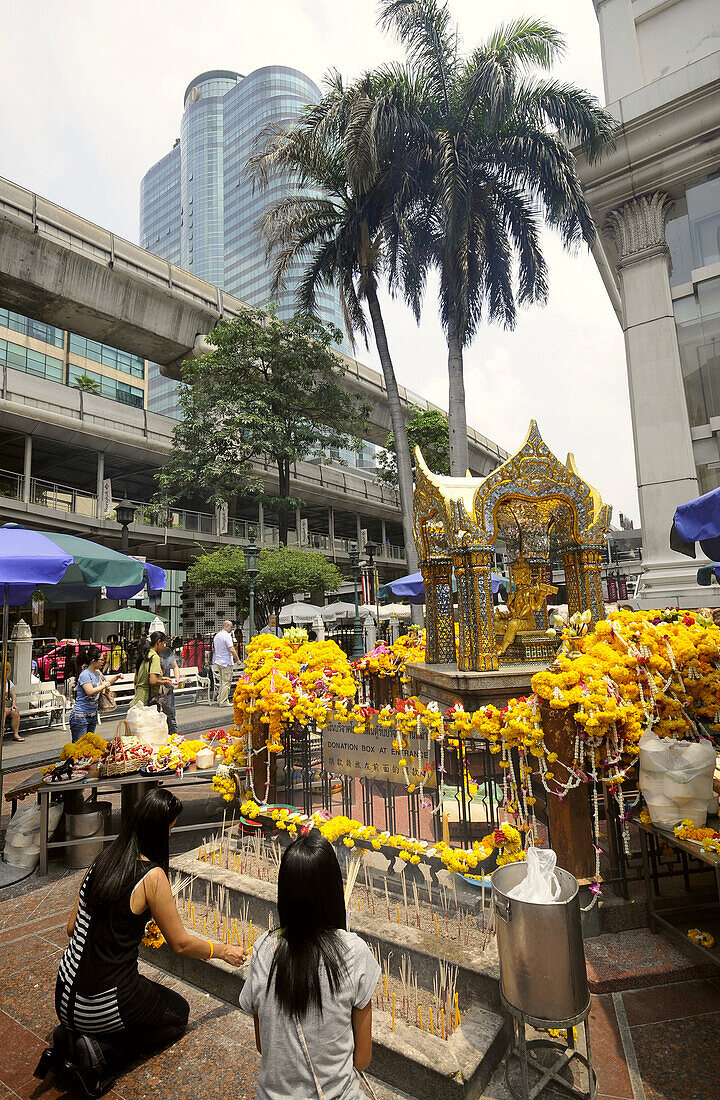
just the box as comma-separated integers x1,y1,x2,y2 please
142,943,508,1100
584,928,715,993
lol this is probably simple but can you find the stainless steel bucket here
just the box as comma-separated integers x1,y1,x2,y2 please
492,861,589,1022
64,801,111,869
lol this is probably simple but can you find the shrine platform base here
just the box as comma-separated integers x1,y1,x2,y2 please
407,661,546,710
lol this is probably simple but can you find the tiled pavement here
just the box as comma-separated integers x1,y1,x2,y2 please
2,724,720,1100
0,863,719,1099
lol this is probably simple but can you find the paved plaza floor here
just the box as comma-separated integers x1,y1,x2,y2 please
1,721,719,1099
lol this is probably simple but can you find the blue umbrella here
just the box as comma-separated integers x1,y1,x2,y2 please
0,527,166,799
377,570,508,603
671,486,720,561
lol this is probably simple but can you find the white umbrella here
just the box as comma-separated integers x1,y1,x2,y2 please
279,602,326,625
320,601,355,621
378,603,412,619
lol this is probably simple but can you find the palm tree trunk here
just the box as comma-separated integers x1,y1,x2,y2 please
365,284,419,576
447,312,469,476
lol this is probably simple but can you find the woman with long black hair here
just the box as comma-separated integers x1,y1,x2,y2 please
240,831,380,1099
40,788,245,1097
133,630,172,706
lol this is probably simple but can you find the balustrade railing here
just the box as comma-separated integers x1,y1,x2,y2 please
0,471,406,562
0,467,22,500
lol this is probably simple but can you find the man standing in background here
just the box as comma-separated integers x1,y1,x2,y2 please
212,620,238,707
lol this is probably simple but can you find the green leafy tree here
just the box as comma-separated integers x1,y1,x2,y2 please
358,1,616,474
376,407,450,488
187,545,343,631
247,79,420,574
157,308,368,545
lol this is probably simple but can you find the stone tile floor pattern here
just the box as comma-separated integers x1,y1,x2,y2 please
0,864,718,1099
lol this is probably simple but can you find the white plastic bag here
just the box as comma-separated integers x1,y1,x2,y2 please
124,703,168,750
506,845,562,904
3,802,62,869
639,728,716,828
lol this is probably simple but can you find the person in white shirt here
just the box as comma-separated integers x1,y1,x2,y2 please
212,621,238,707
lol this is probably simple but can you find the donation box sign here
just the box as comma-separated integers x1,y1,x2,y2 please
323,719,436,788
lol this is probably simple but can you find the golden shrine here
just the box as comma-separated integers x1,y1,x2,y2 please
413,421,611,673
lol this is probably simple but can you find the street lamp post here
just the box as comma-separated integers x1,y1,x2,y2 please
245,534,260,641
349,546,364,658
115,497,136,555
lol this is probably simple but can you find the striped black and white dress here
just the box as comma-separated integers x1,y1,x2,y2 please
56,860,167,1038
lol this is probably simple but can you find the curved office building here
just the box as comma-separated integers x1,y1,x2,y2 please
141,66,348,414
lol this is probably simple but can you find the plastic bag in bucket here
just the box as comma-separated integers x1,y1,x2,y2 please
506,845,562,904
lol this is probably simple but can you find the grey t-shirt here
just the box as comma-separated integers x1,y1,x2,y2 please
239,928,380,1100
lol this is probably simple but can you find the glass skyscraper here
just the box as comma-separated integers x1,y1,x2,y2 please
140,67,348,416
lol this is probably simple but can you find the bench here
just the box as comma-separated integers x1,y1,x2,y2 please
15,682,69,731
208,663,245,705
96,666,211,722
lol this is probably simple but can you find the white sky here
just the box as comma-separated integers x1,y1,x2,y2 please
0,0,638,522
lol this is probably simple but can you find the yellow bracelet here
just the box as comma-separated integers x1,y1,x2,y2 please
206,940,214,960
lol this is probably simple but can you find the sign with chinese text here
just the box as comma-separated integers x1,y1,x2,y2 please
323,719,436,787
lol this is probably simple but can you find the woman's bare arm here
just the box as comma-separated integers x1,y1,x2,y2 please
142,867,245,965
66,892,80,937
352,1001,373,1071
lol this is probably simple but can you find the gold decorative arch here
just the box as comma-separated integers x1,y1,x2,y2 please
413,421,611,672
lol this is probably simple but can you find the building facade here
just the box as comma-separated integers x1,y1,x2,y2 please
140,66,349,416
578,0,720,607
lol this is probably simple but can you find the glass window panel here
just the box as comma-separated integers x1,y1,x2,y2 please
687,176,720,270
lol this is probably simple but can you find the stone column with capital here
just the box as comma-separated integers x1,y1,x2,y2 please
605,191,701,608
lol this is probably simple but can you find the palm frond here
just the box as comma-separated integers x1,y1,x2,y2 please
485,18,565,71
377,0,456,112
512,76,616,163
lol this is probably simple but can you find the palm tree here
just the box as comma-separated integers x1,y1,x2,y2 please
246,83,421,573
366,1,616,474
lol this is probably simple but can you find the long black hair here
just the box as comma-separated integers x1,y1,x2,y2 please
267,832,347,1018
85,788,183,912
135,631,166,673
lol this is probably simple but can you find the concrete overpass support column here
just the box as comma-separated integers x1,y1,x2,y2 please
95,452,105,520
22,435,32,504
296,507,302,547
356,514,362,548
605,192,701,608
258,502,264,545
328,508,335,552
381,520,387,558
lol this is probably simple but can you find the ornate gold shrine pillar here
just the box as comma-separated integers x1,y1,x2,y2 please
563,548,583,618
453,548,498,672
421,558,456,664
563,546,605,625
581,547,605,625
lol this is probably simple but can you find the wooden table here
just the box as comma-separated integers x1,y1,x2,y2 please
6,768,218,875
638,815,720,969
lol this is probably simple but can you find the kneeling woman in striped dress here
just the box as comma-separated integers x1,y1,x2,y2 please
44,788,246,1097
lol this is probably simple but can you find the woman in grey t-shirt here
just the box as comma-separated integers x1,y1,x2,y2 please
240,833,380,1100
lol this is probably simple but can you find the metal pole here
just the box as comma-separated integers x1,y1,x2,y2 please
120,523,129,555
249,578,255,641
352,563,363,658
0,585,10,807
